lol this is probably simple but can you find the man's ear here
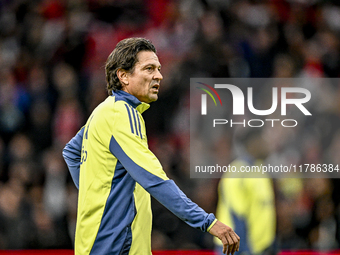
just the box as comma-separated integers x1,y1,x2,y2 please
117,68,129,87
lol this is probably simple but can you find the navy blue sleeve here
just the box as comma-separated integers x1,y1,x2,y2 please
109,135,216,232
62,127,85,189
147,179,216,232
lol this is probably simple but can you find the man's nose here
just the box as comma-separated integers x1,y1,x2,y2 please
154,69,163,80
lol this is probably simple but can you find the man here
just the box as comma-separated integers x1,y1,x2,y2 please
214,129,276,255
63,37,240,255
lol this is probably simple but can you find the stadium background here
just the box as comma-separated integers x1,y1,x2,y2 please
1,0,340,254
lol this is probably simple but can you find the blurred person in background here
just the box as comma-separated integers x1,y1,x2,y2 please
63,37,240,255
215,128,276,255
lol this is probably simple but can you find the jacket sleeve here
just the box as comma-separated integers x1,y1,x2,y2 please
108,104,216,232
62,127,85,189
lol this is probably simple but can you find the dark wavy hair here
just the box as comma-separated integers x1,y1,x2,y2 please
105,38,156,95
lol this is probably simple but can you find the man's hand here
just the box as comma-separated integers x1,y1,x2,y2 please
208,220,240,255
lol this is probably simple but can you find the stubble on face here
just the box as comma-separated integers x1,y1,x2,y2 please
123,51,163,104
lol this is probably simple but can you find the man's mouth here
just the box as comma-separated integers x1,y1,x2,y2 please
151,84,160,91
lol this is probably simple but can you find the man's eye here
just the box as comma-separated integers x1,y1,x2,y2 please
146,67,153,70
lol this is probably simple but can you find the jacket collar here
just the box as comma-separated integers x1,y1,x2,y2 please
112,90,150,113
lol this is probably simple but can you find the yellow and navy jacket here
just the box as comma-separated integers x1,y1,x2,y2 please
63,90,216,255
214,158,276,255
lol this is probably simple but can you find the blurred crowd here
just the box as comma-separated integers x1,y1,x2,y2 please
1,0,340,252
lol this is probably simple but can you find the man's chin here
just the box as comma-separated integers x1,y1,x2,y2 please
148,95,158,103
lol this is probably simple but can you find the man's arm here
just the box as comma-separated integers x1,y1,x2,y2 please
109,133,240,254
62,127,85,189
107,104,240,254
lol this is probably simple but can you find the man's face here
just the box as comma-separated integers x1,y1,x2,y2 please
123,51,163,104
